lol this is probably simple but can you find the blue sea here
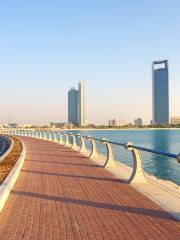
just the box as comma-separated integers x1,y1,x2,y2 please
65,129,180,185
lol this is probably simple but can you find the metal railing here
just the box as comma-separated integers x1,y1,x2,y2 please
1,129,180,185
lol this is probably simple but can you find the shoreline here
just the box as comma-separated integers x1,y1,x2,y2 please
62,128,180,131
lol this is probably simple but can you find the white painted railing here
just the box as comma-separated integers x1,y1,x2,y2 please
1,129,179,185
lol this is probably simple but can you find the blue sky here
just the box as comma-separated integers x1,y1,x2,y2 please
0,0,180,125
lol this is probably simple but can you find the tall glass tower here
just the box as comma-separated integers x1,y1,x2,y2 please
68,81,87,126
68,88,79,125
78,81,86,127
152,60,169,125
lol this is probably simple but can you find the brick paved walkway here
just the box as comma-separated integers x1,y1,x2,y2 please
0,137,179,240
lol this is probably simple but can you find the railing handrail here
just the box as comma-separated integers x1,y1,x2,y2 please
129,145,177,159
62,132,178,160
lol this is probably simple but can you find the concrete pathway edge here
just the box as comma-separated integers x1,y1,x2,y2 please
0,140,26,213
80,152,180,221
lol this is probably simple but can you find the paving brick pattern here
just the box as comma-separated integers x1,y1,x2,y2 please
0,137,179,240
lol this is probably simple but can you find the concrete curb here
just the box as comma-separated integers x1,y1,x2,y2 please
0,137,14,162
0,139,26,213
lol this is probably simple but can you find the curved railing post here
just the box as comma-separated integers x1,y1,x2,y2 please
47,131,51,141
35,131,39,138
42,131,45,139
38,131,41,139
124,142,148,184
49,131,54,141
89,137,99,160
58,132,63,145
41,131,45,139
71,134,79,151
42,131,46,140
39,131,42,139
53,132,59,143
64,133,71,147
33,131,36,138
50,131,54,141
44,131,49,140
101,139,116,168
78,135,87,154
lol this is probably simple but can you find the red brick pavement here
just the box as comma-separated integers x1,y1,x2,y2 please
0,137,179,240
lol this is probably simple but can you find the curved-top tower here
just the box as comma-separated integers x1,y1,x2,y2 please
152,60,169,125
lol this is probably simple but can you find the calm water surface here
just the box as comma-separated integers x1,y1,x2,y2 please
67,129,180,185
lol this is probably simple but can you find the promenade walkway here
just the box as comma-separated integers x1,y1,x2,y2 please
0,137,179,240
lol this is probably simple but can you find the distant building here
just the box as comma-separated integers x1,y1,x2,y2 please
109,119,126,127
20,124,33,128
68,81,87,127
128,122,133,127
49,122,73,129
171,117,180,125
152,60,169,125
7,123,18,128
134,118,143,127
49,122,69,129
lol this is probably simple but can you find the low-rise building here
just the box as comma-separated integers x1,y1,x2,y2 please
134,118,143,127
49,122,73,129
109,119,127,127
7,123,19,128
171,117,180,125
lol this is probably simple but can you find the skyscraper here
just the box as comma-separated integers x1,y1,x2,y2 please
68,81,87,126
152,60,169,125
78,81,86,127
68,87,79,125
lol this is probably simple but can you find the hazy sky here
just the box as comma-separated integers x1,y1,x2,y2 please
0,0,180,125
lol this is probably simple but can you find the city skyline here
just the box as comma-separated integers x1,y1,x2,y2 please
0,1,180,125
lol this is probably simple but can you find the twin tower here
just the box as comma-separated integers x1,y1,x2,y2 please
68,81,86,127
